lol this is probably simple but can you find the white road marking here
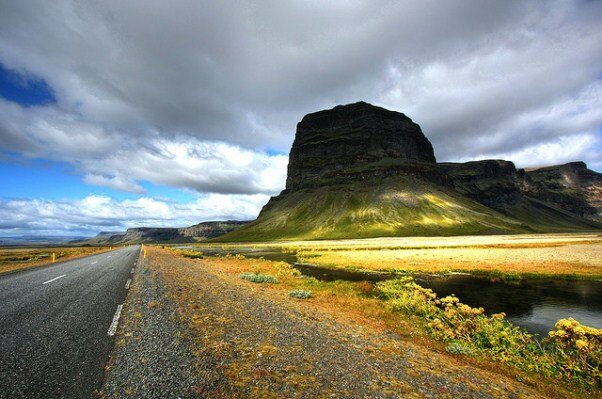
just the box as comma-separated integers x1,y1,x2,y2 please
107,255,112,259
42,275,66,285
125,279,131,289
107,304,123,336
91,261,98,265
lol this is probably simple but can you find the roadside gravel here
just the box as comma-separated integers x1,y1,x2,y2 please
100,256,201,398
151,249,547,399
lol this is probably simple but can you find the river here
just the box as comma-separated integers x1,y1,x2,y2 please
184,246,602,338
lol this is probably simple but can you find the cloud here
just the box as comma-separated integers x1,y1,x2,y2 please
0,0,601,206
0,194,268,236
0,99,288,195
82,174,145,194
0,0,602,160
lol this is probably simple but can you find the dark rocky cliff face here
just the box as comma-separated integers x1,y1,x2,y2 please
438,160,601,222
521,162,601,220
285,102,436,191
77,221,250,244
181,220,249,238
439,160,522,209
120,221,250,242
120,227,184,243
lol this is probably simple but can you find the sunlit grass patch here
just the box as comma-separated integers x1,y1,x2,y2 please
181,251,204,259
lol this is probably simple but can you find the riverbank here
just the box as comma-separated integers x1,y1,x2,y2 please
153,247,600,398
209,233,602,279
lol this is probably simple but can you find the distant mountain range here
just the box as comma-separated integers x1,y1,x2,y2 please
220,102,601,241
71,220,250,245
0,235,89,246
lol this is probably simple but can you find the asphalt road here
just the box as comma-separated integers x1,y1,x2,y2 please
0,245,139,399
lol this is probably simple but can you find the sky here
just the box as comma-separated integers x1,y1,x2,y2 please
0,0,601,237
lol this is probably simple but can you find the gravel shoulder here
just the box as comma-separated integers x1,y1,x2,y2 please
136,248,552,399
100,253,201,398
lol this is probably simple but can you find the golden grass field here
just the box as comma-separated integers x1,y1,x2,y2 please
215,233,602,278
0,246,112,275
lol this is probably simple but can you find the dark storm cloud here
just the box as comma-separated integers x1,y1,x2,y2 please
0,0,600,198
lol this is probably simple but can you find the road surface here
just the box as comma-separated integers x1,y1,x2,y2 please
0,245,139,399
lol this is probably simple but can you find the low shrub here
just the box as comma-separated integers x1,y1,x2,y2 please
356,280,374,295
376,276,601,388
274,262,302,279
239,272,279,284
288,289,312,299
547,318,601,383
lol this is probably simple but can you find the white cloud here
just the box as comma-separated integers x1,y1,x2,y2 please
83,174,145,194
0,99,288,195
0,194,268,236
1,1,600,165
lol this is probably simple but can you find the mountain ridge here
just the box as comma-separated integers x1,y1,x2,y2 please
73,220,250,245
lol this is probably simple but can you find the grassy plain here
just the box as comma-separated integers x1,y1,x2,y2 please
212,233,602,278
0,246,112,275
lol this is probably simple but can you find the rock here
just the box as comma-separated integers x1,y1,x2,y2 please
76,221,250,245
285,101,436,191
439,160,522,208
180,220,250,239
521,162,602,221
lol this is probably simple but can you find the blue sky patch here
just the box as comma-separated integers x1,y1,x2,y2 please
265,147,287,156
0,63,56,106
0,152,198,202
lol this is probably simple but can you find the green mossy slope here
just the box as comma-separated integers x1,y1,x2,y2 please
219,178,531,241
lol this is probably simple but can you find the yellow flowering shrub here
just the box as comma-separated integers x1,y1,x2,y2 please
377,277,601,388
547,318,602,385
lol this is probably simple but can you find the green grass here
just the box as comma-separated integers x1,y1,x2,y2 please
238,272,279,283
288,289,312,299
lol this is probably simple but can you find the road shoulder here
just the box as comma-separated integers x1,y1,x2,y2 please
141,248,550,398
100,253,201,398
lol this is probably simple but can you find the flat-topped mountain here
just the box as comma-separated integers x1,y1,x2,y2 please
220,102,601,241
286,101,436,190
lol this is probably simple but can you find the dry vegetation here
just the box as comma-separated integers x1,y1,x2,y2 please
215,233,602,278
150,246,600,398
0,246,113,275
